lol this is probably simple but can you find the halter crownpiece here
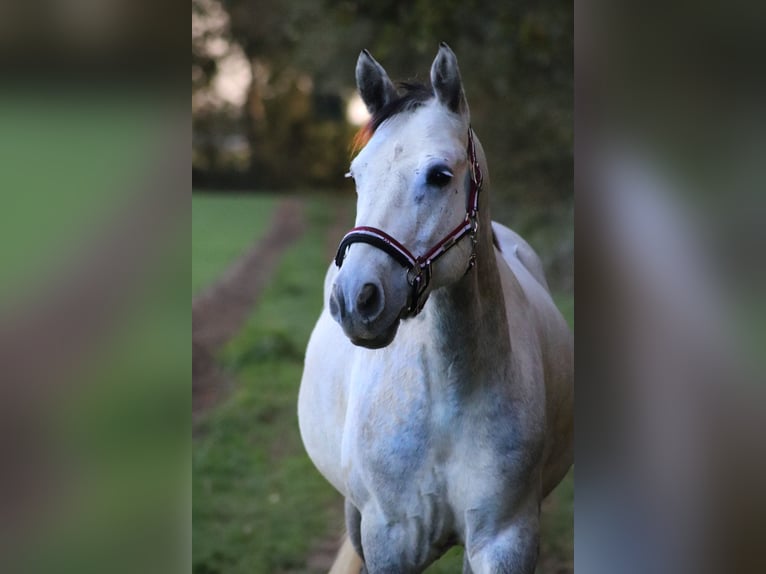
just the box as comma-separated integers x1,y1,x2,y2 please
334,127,484,317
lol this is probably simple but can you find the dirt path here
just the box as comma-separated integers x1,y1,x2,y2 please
192,197,306,416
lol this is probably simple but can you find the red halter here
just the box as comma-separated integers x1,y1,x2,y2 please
335,128,484,317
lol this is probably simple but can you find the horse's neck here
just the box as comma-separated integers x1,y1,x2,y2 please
427,206,512,384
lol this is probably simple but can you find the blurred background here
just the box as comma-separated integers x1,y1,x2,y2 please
192,0,573,573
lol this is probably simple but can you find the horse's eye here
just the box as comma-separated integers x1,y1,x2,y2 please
426,167,453,187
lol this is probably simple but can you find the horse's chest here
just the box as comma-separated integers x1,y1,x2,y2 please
342,359,472,529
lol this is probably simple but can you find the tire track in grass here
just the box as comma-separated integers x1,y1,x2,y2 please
192,197,306,418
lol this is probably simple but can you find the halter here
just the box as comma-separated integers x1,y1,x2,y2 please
334,128,484,317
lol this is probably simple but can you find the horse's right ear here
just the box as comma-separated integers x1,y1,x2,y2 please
356,50,396,116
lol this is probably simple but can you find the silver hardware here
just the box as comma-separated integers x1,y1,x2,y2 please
406,266,423,286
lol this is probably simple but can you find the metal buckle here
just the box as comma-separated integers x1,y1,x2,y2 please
406,265,422,286
405,261,434,316
466,252,477,271
466,214,479,273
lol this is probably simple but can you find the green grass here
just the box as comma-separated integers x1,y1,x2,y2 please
0,97,158,309
538,468,574,573
192,193,279,296
193,195,345,574
192,194,573,573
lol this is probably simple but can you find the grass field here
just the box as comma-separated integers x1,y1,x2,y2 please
192,193,279,296
192,192,573,573
0,99,157,310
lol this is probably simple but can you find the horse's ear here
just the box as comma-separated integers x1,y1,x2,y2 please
430,42,468,117
356,50,396,116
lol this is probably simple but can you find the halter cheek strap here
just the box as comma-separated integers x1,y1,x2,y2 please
335,128,483,318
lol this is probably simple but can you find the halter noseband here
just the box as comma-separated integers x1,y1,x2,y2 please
334,128,484,318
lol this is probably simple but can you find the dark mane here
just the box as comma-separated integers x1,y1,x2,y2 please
370,82,433,133
352,82,433,155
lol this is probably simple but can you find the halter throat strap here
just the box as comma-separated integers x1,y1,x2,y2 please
334,127,483,317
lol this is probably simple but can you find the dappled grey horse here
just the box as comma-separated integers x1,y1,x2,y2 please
299,44,573,573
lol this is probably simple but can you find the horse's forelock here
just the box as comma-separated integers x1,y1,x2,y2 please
351,122,373,157
351,82,433,157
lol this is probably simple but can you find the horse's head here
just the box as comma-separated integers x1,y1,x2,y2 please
331,43,483,349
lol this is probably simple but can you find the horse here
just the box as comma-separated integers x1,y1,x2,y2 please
298,43,573,573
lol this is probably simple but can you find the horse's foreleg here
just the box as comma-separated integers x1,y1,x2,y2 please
345,498,365,563
464,495,540,574
466,524,539,574
462,551,474,574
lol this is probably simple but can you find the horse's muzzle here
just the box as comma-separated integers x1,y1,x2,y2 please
329,277,402,348
330,281,385,324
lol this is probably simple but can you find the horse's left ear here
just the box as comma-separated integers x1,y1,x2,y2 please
356,49,397,116
431,42,468,117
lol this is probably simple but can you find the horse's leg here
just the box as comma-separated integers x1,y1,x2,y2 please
465,524,539,574
359,514,435,573
462,551,474,574
463,495,540,574
345,498,365,565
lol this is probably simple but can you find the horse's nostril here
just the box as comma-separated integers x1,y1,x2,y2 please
329,283,345,320
356,282,383,319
